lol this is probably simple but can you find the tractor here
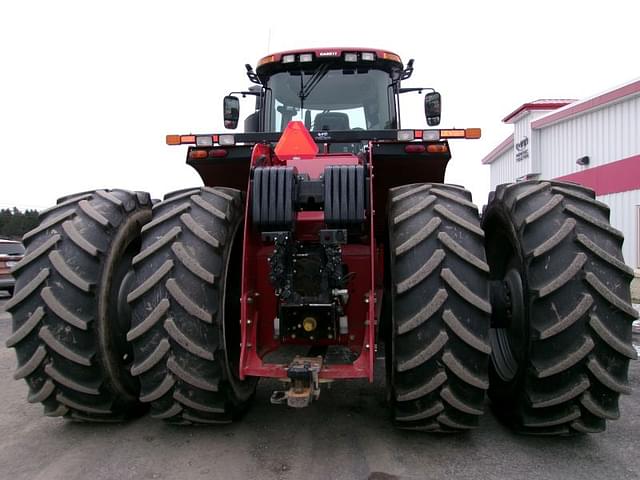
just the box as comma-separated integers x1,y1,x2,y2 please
6,48,637,434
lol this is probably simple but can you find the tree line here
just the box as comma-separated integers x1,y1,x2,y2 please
0,208,39,240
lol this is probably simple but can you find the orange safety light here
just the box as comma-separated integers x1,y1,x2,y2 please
427,144,449,153
258,55,275,66
274,121,319,160
166,135,181,145
465,128,482,139
381,52,402,63
180,135,196,144
189,150,208,159
440,130,465,139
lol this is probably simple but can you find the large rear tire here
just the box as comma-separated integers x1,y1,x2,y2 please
387,183,491,431
483,180,638,434
128,187,256,424
5,190,151,421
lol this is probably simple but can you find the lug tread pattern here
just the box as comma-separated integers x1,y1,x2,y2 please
48,250,93,292
528,376,590,409
389,183,490,431
482,180,636,434
393,195,436,225
39,326,93,366
396,289,448,335
128,187,256,424
11,234,61,274
395,217,441,257
6,189,151,420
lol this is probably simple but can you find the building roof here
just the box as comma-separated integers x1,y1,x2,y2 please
501,99,576,123
480,134,513,165
531,78,640,129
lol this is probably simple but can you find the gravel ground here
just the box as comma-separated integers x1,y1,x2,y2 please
1,298,639,480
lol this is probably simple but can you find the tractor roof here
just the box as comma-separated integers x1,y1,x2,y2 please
255,47,404,77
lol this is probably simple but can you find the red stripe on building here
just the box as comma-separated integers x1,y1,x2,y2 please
554,155,640,196
481,134,513,164
502,101,574,123
533,79,640,129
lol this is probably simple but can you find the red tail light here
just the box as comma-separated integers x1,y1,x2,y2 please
209,149,228,158
404,145,426,154
189,150,208,159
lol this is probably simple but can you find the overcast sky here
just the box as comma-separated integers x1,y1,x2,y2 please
1,0,638,211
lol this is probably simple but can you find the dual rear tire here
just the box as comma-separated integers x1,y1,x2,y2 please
7,181,636,434
6,187,255,424
6,190,151,420
482,180,637,434
386,180,636,434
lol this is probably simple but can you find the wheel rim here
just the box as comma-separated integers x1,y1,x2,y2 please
221,220,257,401
484,209,529,386
490,269,525,382
98,209,150,404
105,230,142,394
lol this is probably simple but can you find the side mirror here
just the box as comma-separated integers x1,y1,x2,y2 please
223,96,240,129
424,92,441,126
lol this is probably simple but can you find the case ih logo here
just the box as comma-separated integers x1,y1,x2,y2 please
515,136,529,152
515,136,529,162
318,51,339,57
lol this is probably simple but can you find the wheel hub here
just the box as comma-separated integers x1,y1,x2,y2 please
490,269,524,329
489,268,525,382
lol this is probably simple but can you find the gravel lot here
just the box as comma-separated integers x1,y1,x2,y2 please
1,297,639,480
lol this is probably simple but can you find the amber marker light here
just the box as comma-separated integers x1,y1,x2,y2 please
465,128,482,139
440,130,466,139
166,135,181,145
258,55,275,66
427,144,449,153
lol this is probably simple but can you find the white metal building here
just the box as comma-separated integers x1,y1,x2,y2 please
481,79,640,269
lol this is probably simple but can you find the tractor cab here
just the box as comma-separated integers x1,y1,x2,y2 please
223,48,442,137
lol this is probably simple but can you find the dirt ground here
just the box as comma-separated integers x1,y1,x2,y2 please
1,299,639,480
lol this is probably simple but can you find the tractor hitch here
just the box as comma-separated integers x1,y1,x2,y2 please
270,356,323,408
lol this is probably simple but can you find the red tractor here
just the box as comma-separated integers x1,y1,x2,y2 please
7,48,637,434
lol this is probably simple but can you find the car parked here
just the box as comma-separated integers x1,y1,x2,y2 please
0,239,25,296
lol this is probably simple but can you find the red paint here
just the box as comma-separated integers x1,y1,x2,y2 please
242,244,375,380
502,100,574,123
287,155,359,179
481,134,513,165
533,79,640,129
366,157,377,381
239,142,378,381
554,154,640,196
259,47,403,66
238,144,266,379
296,211,325,241
274,121,319,160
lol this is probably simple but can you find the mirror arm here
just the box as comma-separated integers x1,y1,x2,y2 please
228,90,262,99
398,87,435,94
